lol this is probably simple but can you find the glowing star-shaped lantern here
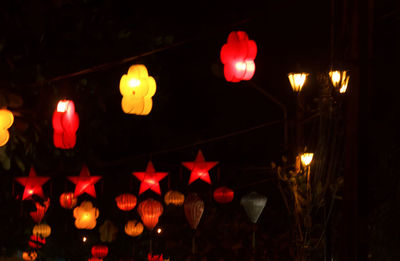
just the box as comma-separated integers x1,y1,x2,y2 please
182,150,218,185
32,223,51,238
73,201,99,229
148,253,163,261
30,198,50,223
115,193,137,211
184,193,204,230
0,109,14,147
240,191,267,223
137,198,164,231
125,220,144,237
15,168,50,200
220,31,257,83
68,165,101,198
99,220,118,243
120,64,156,115
91,245,108,259
59,192,78,209
164,190,185,206
133,161,168,195
52,99,79,149
213,186,234,204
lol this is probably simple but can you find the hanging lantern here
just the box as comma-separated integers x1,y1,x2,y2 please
28,235,46,249
88,258,102,261
240,191,267,223
137,198,164,231
91,245,108,259
329,70,350,93
115,193,137,211
120,64,157,115
0,109,14,147
184,193,204,230
30,198,50,223
125,220,144,237
133,161,168,195
148,253,163,261
164,190,185,206
22,251,37,261
99,220,118,243
32,223,51,238
15,167,50,200
73,201,99,229
182,150,218,185
220,31,257,83
213,186,234,204
59,192,78,209
288,73,308,92
52,99,79,149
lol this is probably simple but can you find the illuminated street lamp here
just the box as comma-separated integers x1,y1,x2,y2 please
288,73,309,92
329,70,350,93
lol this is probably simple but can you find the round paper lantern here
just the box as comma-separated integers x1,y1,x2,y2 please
240,191,267,223
73,201,99,229
120,64,156,115
220,31,257,82
213,186,234,204
137,198,163,230
28,235,46,249
32,223,51,238
0,109,14,147
164,190,184,206
125,220,144,237
91,245,108,258
22,251,37,261
59,192,78,209
115,193,137,211
52,99,79,149
184,193,204,230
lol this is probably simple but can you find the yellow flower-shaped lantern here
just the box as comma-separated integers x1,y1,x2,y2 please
120,64,156,115
73,201,99,229
0,109,14,147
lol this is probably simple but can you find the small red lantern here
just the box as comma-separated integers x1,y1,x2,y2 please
213,186,234,204
115,193,137,211
52,99,79,149
88,258,102,261
220,31,257,82
137,198,163,231
28,235,46,249
91,245,108,259
59,192,78,209
148,253,163,261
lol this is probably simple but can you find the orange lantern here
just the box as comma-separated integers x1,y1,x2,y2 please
119,64,156,115
29,235,46,249
32,223,51,238
73,201,99,229
91,245,108,258
59,192,78,209
125,220,144,237
137,198,163,231
22,251,37,261
115,193,137,211
164,190,184,206
52,99,79,149
220,31,257,82
0,109,13,147
213,186,234,204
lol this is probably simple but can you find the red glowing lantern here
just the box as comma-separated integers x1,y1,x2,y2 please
28,235,46,249
148,253,163,261
184,193,204,230
132,161,168,195
52,99,79,149
115,193,137,211
182,150,218,185
88,258,102,261
59,192,78,209
91,245,108,259
137,198,163,231
213,186,234,204
220,31,257,82
15,167,50,200
30,198,50,223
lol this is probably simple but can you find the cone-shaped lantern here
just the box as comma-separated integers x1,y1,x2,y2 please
184,193,204,230
240,191,267,223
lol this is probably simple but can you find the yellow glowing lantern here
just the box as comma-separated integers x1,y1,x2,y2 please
329,70,349,93
73,201,99,229
22,251,37,261
125,220,144,237
288,73,308,92
0,109,14,147
164,190,185,206
32,223,51,238
119,64,156,115
300,153,314,167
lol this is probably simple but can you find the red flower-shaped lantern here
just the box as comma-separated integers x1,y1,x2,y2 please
137,198,163,231
213,186,234,204
59,192,78,209
220,31,257,82
52,99,79,149
115,193,137,211
91,245,108,259
28,235,46,249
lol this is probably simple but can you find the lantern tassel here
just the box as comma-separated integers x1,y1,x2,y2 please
149,237,152,255
192,233,196,255
252,224,256,254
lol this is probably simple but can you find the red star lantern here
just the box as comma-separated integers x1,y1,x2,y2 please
15,168,50,200
182,150,218,184
67,165,101,198
133,161,168,195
